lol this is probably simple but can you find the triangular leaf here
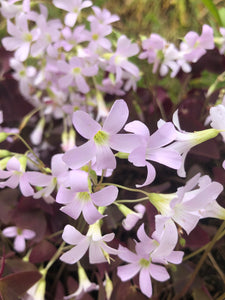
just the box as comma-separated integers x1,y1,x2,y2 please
0,271,42,299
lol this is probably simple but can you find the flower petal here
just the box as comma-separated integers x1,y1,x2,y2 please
149,264,170,282
63,141,95,169
14,235,26,252
62,225,84,245
117,263,140,281
139,268,152,298
91,186,118,206
73,111,100,139
82,200,103,224
60,239,89,264
103,100,128,134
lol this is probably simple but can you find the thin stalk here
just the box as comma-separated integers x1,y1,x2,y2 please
101,182,149,197
116,196,149,203
183,227,225,261
8,133,46,171
44,241,65,272
173,220,225,300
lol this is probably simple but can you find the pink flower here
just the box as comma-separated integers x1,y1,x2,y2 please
26,154,69,203
53,0,92,27
57,57,98,93
63,99,139,171
107,35,140,82
29,5,62,57
124,120,181,187
2,13,40,61
149,173,224,235
87,6,119,26
56,172,118,224
2,226,35,252
117,224,183,298
0,156,33,196
60,223,117,264
180,24,214,63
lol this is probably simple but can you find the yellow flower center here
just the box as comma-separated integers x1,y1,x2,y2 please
139,258,150,267
93,130,109,145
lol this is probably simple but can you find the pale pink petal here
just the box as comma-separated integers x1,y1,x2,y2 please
58,74,73,88
91,186,118,206
166,251,184,264
53,0,70,11
184,182,223,210
149,264,170,282
75,74,90,94
19,173,34,197
51,154,68,177
14,235,26,252
62,224,84,245
81,1,92,9
147,148,181,169
2,226,17,237
60,239,89,264
82,200,103,224
89,241,108,264
63,140,95,169
148,122,176,148
65,12,78,27
2,174,20,189
7,157,21,171
94,145,116,170
73,111,100,139
117,263,140,281
0,170,12,179
124,120,149,136
2,37,23,51
118,245,139,263
22,229,36,239
136,162,156,188
139,268,152,298
60,200,83,220
173,210,199,235
152,218,178,258
56,187,74,204
110,133,141,153
103,100,128,134
128,146,146,167
69,170,89,191
101,233,115,242
15,42,30,61
26,172,52,186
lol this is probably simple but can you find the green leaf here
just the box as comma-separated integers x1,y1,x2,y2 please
219,8,225,27
201,0,222,26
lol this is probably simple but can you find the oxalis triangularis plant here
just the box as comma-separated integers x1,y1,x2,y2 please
1,0,225,299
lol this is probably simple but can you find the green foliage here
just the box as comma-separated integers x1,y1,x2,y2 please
201,0,222,26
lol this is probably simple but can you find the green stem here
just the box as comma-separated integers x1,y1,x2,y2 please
8,133,46,171
173,220,225,300
19,106,42,133
116,197,149,204
44,241,65,272
183,227,225,261
101,183,149,197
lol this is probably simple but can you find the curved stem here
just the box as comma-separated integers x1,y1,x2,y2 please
8,133,46,171
173,220,225,300
101,182,149,197
116,197,149,203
